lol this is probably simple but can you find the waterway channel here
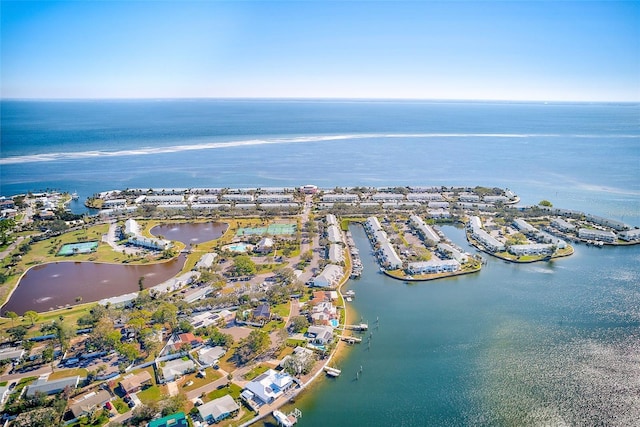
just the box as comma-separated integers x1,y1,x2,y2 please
273,223,640,426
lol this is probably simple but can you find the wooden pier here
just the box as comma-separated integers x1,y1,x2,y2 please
273,408,302,427
324,366,342,377
344,323,368,331
339,335,362,344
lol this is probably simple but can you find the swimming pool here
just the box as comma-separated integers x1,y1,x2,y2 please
330,319,339,328
226,242,251,253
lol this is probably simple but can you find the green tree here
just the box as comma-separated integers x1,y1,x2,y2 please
289,315,309,333
0,218,16,246
5,311,18,327
161,394,187,417
117,342,139,363
233,254,257,276
54,321,73,352
152,302,178,330
235,329,270,365
539,200,553,207
24,310,39,326
41,345,54,363
7,325,28,341
208,327,233,347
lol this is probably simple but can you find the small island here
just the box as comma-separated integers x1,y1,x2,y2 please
0,184,637,427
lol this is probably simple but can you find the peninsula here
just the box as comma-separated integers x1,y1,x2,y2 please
0,184,637,427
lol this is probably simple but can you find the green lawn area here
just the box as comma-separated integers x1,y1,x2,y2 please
48,367,88,380
137,385,162,403
264,319,285,332
206,383,242,401
113,398,130,414
243,363,270,381
181,368,222,392
271,302,290,318
286,338,306,347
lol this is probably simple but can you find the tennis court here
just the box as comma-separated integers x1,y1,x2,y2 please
58,241,99,256
236,223,296,236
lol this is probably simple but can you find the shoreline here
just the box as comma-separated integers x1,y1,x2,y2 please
239,226,359,426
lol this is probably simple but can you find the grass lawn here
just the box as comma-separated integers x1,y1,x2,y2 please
286,338,306,347
137,384,162,403
243,363,270,381
271,302,290,318
113,398,130,414
216,344,241,373
48,367,88,380
180,368,222,392
206,382,242,401
264,320,285,333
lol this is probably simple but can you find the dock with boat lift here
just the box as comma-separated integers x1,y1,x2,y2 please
324,366,342,377
273,408,302,426
344,323,368,331
339,335,362,344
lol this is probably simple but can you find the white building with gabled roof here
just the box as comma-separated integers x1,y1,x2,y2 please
410,215,440,243
243,369,294,405
313,264,344,288
327,225,343,244
328,244,344,264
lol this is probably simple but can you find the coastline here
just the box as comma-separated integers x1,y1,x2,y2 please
239,226,359,427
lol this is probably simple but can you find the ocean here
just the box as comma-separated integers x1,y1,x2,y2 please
1,99,639,425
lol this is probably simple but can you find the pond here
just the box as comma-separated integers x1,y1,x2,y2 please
1,254,186,315
150,221,227,245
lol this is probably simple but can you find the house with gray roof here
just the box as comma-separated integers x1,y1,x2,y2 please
160,358,195,383
198,394,240,423
26,375,79,396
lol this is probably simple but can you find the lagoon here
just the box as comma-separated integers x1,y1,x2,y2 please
1,255,186,315
150,221,227,245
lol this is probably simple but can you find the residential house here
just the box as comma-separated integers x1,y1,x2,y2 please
198,395,240,423
252,303,271,322
197,346,226,367
619,228,640,242
119,371,153,394
68,390,111,419
311,301,337,324
242,369,294,405
195,253,218,270
578,228,617,243
407,259,460,274
312,264,343,288
26,375,79,396
160,358,195,383
307,325,334,345
171,332,204,352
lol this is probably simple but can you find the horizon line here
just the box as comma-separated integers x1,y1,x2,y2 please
1,96,638,104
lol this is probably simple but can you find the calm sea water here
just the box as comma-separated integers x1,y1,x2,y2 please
1,100,639,425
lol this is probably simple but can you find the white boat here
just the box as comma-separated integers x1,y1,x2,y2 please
71,192,79,200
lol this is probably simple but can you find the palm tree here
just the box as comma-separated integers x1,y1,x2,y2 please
24,310,39,326
5,311,18,327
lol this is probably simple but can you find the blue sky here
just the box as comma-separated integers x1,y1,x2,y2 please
1,1,638,101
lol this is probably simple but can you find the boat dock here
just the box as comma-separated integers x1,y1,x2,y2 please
273,408,302,427
339,335,362,344
346,231,363,278
345,323,368,331
324,366,342,377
